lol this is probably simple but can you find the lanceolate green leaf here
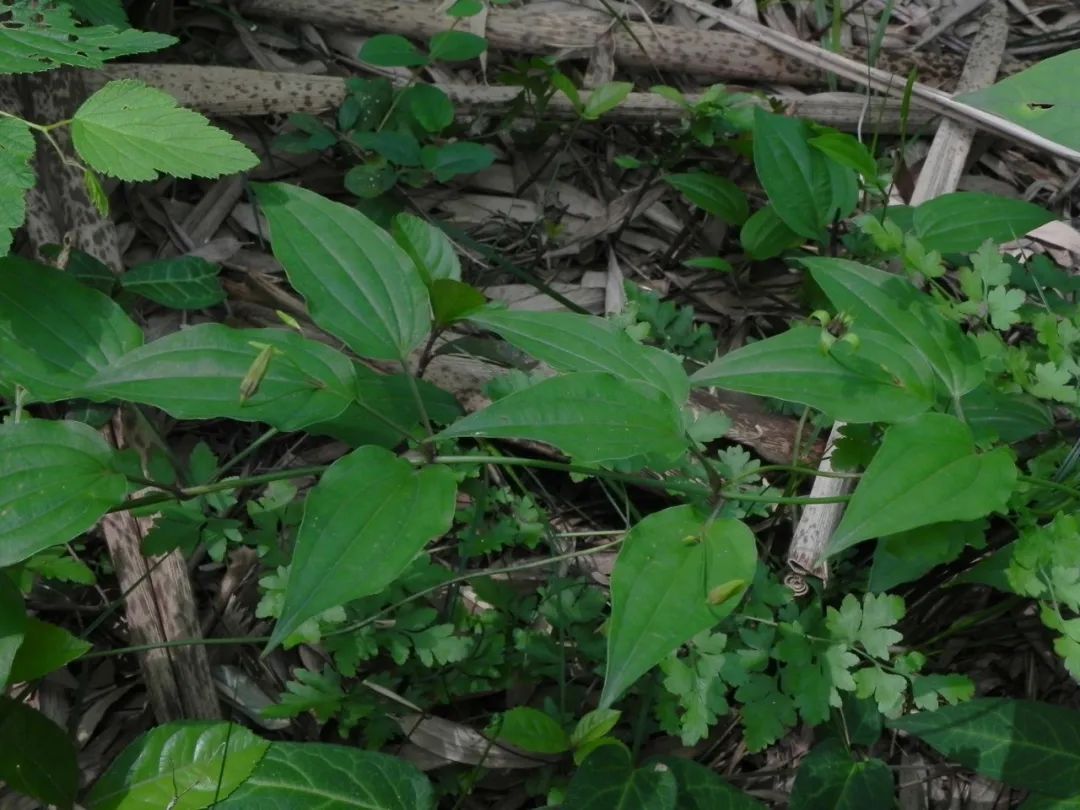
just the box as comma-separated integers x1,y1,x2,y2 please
0,257,142,402
218,743,434,809
789,739,893,809
0,698,78,810
0,574,25,693
888,699,1080,797
0,419,127,568
87,722,269,810
690,326,934,424
664,172,749,225
0,117,35,256
9,618,92,683
71,80,258,181
961,385,1052,443
268,447,457,651
829,414,1016,556
392,213,462,284
913,192,1055,253
437,372,688,468
660,757,767,809
84,325,355,431
254,182,431,360
469,308,690,405
601,506,757,707
565,745,677,810
121,255,226,309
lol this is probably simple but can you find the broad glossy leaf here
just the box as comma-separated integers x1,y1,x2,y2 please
601,506,757,707
913,192,1054,253
0,117,35,256
496,707,571,754
392,213,461,283
0,256,142,401
469,307,690,405
889,699,1080,796
565,745,677,810
664,171,749,225
804,256,984,399
437,372,688,468
660,757,766,809
218,743,434,809
121,255,225,309
0,573,25,692
0,419,128,567
690,326,934,424
268,447,457,650
961,384,1052,443
254,182,431,360
87,721,269,809
84,324,355,431
829,414,1016,556
789,739,893,809
9,618,91,682
0,698,78,809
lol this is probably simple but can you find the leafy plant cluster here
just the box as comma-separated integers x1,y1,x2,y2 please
3,1,1080,808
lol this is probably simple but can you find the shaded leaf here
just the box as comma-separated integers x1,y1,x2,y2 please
0,698,78,809
9,618,91,683
496,707,570,754
664,172,749,225
0,573,25,693
739,204,803,259
431,279,487,326
428,30,487,62
565,745,677,809
122,255,225,309
961,385,1052,443
789,739,893,809
661,757,767,809
421,141,495,181
359,34,430,67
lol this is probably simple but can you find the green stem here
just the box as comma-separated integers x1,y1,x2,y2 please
1019,474,1080,500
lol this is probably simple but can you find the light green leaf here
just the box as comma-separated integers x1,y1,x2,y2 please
253,182,431,360
84,324,355,431
0,574,25,693
582,81,634,120
469,307,690,405
121,255,225,309
392,213,462,283
889,699,1080,796
664,171,749,225
0,117,35,256
571,709,622,749
0,698,78,810
789,739,893,809
0,419,128,568
428,30,487,62
660,757,767,809
437,372,688,468
0,256,142,402
495,707,571,754
218,742,434,809
601,506,756,707
87,722,269,809
913,192,1054,253
986,285,1026,331
9,618,92,683
808,130,879,182
829,414,1016,556
961,385,1051,443
565,745,677,810
690,326,934,424
359,34,430,67
71,80,258,181
268,447,457,651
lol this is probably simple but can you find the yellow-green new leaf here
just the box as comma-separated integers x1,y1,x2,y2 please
0,117,35,256
71,80,258,181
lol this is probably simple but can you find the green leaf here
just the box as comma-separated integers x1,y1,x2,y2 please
0,117,35,257
825,593,903,658
660,757,767,809
829,413,1017,556
268,447,457,651
9,618,92,683
739,204,803,259
431,279,487,326
421,141,495,181
400,84,455,133
122,255,225,309
0,573,25,693
582,81,634,120
392,213,462,283
353,130,422,167
961,385,1052,443
565,745,677,809
469,307,690,405
437,372,688,468
789,739,893,809
87,721,269,809
344,162,398,199
84,324,355,431
986,285,1026,330
70,80,258,181
67,0,129,27
601,506,756,707
1022,795,1080,809
664,172,749,225
889,699,1080,796
0,697,78,809
571,709,622,748
869,521,982,592
808,130,879,182
957,51,1080,151
447,0,484,17
253,182,430,360
0,256,142,402
495,707,571,754
690,326,934,424
428,30,487,62
913,192,1054,253
359,34,430,67
0,419,128,568
0,4,174,74
218,742,434,809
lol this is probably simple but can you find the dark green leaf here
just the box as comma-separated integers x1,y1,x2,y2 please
431,279,487,326
447,0,484,17
268,447,457,650
913,192,1054,253
496,707,571,754
664,172,749,225
739,204,803,259
888,699,1080,796
1021,794,1080,809
582,82,633,120
9,618,91,682
661,757,766,809
0,573,25,692
571,709,622,748
601,506,756,707
0,697,77,809
353,131,422,167
961,385,1052,443
359,34,429,67
342,78,393,132
428,30,488,62
422,141,495,181
122,255,225,310
789,739,893,809
565,745,677,809
344,162,398,199
0,117,34,256
67,0,128,27
392,213,462,283
0,419,127,567
401,84,455,133
869,521,983,592
808,130,879,181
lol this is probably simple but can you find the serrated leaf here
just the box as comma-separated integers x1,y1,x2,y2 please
565,745,677,809
217,743,434,809
253,182,431,361
121,255,225,309
495,707,571,754
830,414,1016,556
70,80,258,181
9,618,91,683
912,192,1054,253
789,739,893,809
87,722,269,809
0,117,35,256
437,372,688,468
660,757,767,809
0,419,127,568
392,213,461,283
268,447,456,651
601,506,756,707
0,574,25,693
888,699,1080,796
664,171,749,225
83,324,355,431
0,698,78,810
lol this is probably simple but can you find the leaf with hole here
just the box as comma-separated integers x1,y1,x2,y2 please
122,255,225,310
0,698,78,809
664,172,749,225
912,192,1054,253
